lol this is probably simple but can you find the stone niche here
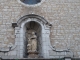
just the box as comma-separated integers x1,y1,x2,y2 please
14,14,52,58
25,21,42,58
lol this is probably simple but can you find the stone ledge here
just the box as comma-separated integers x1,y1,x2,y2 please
1,57,80,60
2,58,63,60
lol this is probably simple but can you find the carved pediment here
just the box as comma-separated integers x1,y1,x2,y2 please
17,14,52,27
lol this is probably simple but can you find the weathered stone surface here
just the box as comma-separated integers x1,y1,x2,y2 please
0,0,80,59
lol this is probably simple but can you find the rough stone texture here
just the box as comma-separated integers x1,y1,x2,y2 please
0,0,80,59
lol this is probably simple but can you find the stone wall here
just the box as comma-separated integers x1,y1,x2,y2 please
0,0,80,59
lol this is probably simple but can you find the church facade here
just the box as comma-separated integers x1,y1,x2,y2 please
0,0,80,60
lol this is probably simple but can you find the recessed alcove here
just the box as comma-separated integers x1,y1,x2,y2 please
14,14,52,58
23,21,42,58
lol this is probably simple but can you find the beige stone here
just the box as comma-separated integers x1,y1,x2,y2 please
0,0,80,59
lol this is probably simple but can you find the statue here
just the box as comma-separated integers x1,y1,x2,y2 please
27,31,39,58
27,31,37,52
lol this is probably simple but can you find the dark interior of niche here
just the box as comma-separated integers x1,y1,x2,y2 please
20,0,41,5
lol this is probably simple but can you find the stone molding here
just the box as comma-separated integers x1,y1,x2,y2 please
49,45,70,52
0,44,16,52
17,14,52,27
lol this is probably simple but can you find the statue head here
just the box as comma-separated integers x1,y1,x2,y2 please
32,32,35,35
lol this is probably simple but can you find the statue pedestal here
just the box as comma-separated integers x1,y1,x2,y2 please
28,51,39,58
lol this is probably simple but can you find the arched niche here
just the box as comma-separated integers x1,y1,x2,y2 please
15,14,52,58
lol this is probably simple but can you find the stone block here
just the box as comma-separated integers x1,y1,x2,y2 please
20,45,23,50
15,27,20,30
65,58,71,60
19,54,23,58
56,52,65,56
15,34,20,38
15,30,20,34
10,51,17,55
49,50,57,56
0,52,4,56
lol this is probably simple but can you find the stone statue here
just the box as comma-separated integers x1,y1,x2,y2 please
27,38,32,52
27,32,37,52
